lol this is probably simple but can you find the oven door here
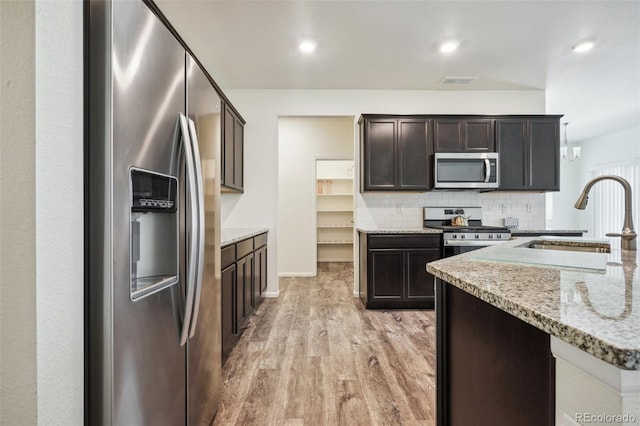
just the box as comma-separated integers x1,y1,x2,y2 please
443,239,505,257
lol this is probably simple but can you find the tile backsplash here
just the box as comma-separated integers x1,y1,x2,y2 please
356,192,546,230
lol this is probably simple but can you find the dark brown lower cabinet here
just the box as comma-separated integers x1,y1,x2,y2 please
359,233,441,309
221,232,268,365
221,263,236,361
436,280,555,426
236,253,254,328
254,245,267,302
370,250,404,300
406,250,440,300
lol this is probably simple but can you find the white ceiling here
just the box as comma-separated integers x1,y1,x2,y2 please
156,0,640,144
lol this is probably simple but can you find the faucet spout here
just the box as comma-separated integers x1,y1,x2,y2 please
574,175,636,250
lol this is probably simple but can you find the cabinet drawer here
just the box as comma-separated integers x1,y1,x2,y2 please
222,245,236,269
236,238,254,259
368,234,440,249
254,232,268,249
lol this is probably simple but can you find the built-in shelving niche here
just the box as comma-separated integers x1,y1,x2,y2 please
316,160,354,262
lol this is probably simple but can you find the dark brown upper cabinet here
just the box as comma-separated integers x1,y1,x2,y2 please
433,118,495,152
496,116,561,191
222,101,244,192
360,115,432,192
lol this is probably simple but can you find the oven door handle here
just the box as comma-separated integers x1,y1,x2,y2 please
444,239,508,247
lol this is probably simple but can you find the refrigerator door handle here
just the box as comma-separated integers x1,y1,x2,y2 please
187,118,205,338
178,113,198,347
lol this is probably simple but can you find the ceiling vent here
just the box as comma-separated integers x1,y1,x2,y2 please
441,76,478,85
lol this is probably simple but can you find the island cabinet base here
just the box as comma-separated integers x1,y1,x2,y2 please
436,279,555,426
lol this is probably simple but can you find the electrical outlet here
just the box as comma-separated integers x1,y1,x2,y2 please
501,204,508,214
396,204,403,214
526,203,533,213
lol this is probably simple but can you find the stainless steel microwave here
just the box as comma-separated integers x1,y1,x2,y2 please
434,152,499,189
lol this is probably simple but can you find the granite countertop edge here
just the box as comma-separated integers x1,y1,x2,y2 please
221,228,269,247
511,229,588,235
427,239,640,371
357,227,443,234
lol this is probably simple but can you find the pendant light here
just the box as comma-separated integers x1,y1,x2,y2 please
561,122,581,161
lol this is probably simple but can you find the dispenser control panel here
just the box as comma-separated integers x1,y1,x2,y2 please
130,168,178,213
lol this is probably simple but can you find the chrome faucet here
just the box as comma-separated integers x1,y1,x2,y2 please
574,175,637,250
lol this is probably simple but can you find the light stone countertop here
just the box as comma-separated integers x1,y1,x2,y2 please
511,229,588,235
426,237,640,370
357,227,443,234
221,228,269,247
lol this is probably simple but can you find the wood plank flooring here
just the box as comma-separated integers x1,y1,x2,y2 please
213,263,436,426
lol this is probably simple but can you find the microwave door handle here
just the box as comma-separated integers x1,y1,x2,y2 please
187,118,205,339
178,114,198,347
484,158,491,183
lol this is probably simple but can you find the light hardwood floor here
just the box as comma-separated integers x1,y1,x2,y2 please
213,263,436,426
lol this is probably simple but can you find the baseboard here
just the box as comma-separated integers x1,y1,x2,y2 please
262,291,280,298
278,272,316,277
353,291,359,297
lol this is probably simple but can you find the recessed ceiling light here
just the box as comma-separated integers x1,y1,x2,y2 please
439,40,460,53
572,40,595,53
299,40,316,53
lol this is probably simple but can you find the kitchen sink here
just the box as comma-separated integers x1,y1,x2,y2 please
524,242,610,253
471,237,611,271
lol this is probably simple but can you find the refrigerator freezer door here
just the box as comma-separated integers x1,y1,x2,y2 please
186,54,222,425
111,1,186,424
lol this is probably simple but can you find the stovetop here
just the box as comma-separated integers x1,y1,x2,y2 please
427,224,510,233
422,206,511,237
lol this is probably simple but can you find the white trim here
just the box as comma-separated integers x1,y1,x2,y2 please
278,272,316,277
551,337,640,395
262,291,280,298
352,291,360,298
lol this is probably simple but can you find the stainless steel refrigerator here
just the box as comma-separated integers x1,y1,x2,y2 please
86,1,221,424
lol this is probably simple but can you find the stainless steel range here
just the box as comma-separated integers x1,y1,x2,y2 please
423,206,511,256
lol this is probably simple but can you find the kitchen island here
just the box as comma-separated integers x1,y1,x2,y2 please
427,237,639,426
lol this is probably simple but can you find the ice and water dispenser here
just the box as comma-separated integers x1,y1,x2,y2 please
130,168,179,300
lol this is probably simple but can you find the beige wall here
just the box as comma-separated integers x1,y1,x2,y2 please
0,1,37,424
277,116,354,276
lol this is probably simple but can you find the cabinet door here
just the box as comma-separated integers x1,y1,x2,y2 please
496,119,528,190
368,250,404,300
233,116,244,190
398,119,431,190
222,264,236,341
529,119,560,191
261,247,267,293
236,256,247,327
464,119,495,151
222,104,235,189
405,249,440,301
255,246,267,300
236,254,254,323
434,119,463,152
363,118,397,190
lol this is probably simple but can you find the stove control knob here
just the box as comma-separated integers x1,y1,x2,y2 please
452,235,457,239
475,234,479,239
461,235,466,239
489,235,493,239
497,234,502,239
